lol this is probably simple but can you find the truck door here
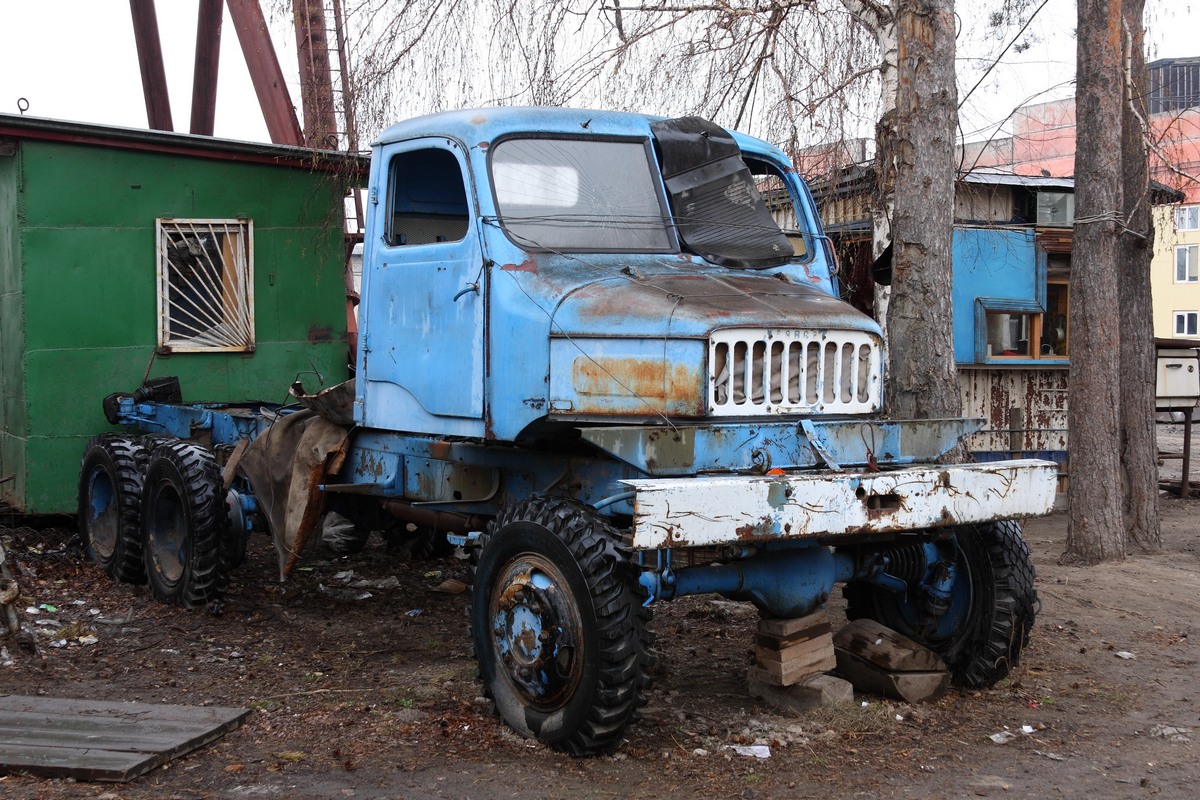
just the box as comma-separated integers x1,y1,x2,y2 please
357,138,485,435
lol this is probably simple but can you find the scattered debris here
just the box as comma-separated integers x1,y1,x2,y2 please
1034,749,1067,761
322,513,365,556
94,608,136,626
1149,725,1193,742
708,599,757,617
351,576,400,591
432,579,468,594
317,584,372,602
723,744,771,758
989,730,1017,744
1115,651,1137,660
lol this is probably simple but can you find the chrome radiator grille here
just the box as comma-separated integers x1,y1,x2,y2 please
709,328,883,416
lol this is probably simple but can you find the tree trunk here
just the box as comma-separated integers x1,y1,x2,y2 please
882,0,960,422
1064,0,1126,563
1116,0,1161,551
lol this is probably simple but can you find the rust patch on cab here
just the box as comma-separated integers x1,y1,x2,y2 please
501,255,538,273
572,357,698,401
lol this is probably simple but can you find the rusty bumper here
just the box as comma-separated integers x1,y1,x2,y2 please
623,459,1058,550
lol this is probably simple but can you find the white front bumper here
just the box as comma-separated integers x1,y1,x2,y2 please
623,459,1058,550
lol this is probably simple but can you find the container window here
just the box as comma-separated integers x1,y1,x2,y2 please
156,218,254,353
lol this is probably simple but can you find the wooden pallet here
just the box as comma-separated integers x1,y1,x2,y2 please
0,694,250,782
833,619,949,702
753,611,837,686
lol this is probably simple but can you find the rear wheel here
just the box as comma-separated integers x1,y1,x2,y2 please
471,498,653,756
141,441,230,609
77,434,147,584
843,520,1038,688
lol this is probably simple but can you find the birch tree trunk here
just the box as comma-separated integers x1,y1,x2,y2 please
1064,0,1127,563
881,0,961,422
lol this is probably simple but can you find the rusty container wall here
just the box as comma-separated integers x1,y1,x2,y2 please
959,365,1069,481
0,136,350,514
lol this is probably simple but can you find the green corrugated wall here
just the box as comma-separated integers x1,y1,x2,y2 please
1,139,351,513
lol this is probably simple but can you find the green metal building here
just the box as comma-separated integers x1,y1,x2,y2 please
0,114,361,514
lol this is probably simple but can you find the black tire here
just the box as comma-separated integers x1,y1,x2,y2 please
843,520,1038,688
471,498,654,756
140,440,230,609
77,434,148,584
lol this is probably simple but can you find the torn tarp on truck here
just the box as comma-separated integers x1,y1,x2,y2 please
650,116,794,269
235,380,355,579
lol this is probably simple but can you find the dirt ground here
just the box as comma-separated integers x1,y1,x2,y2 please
2,426,1199,799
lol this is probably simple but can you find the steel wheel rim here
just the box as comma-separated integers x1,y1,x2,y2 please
893,544,976,646
85,469,119,560
147,481,187,585
488,552,586,711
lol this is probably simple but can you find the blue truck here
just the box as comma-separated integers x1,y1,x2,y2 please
77,108,1057,755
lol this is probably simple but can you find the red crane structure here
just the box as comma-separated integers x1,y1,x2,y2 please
126,0,364,354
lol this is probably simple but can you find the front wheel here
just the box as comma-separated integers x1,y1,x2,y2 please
843,520,1038,688
471,498,654,756
140,441,230,609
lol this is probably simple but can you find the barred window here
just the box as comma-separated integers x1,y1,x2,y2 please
156,218,254,353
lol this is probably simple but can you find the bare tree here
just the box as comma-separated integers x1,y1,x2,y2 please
871,0,958,420
1064,0,1159,563
1116,0,1160,552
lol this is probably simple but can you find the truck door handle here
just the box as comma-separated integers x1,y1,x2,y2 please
453,282,480,301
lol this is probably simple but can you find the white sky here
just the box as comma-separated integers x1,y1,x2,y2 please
0,0,1195,148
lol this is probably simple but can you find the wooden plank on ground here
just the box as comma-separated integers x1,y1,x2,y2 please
834,649,950,703
754,648,838,685
753,633,835,666
0,694,251,782
754,621,833,650
831,619,947,672
758,610,828,639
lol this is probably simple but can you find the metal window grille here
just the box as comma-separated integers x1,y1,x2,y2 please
156,219,255,352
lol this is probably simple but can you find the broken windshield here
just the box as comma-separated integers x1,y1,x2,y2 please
489,137,674,252
650,117,795,270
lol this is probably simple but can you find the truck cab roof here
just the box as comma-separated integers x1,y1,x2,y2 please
373,106,793,167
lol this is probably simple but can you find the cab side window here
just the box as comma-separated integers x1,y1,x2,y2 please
386,148,469,246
